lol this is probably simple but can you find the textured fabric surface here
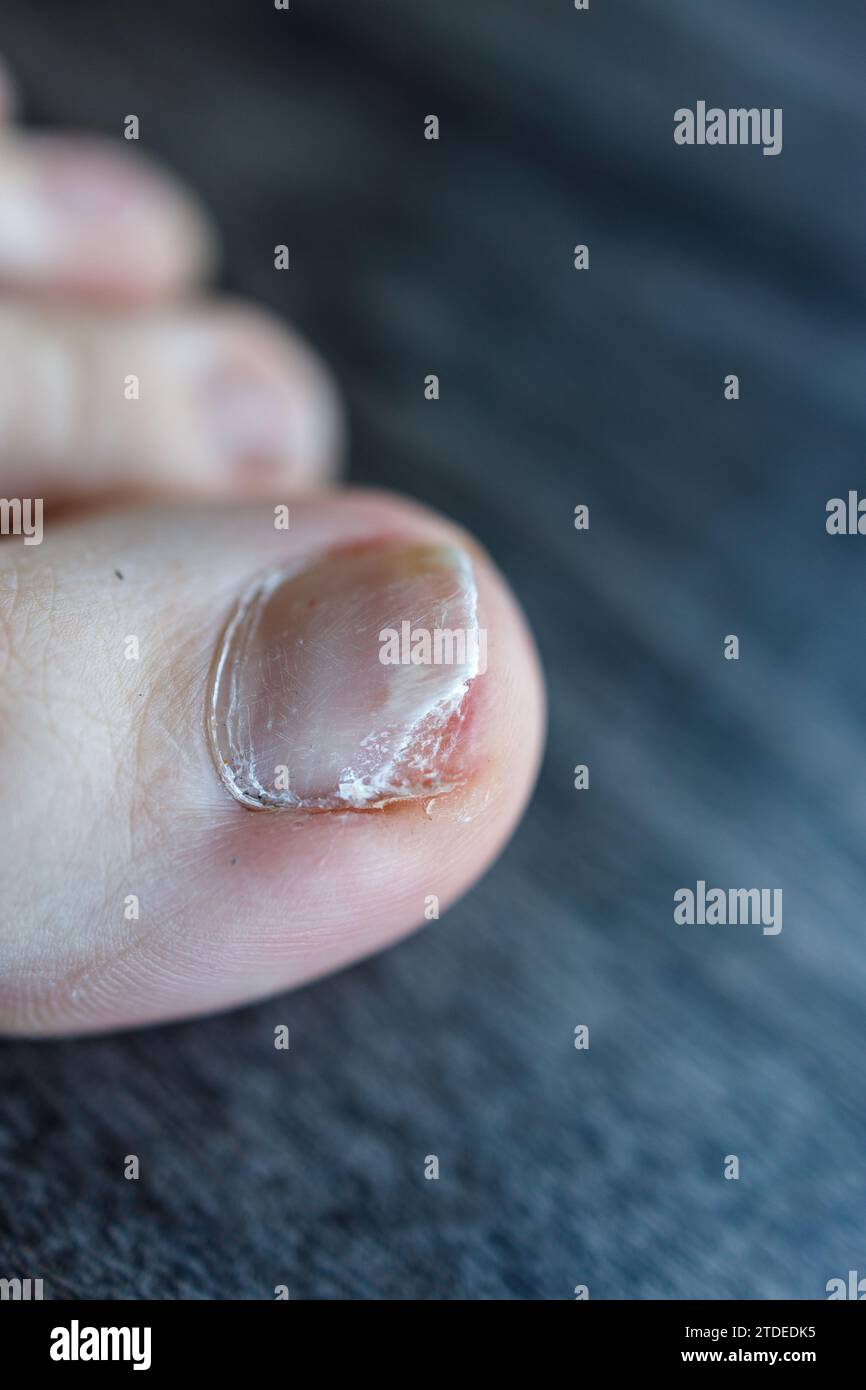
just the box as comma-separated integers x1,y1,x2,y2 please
2,0,865,1299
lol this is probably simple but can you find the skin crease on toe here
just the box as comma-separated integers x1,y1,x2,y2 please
0,492,545,1035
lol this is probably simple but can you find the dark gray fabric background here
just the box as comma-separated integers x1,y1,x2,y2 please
2,0,865,1299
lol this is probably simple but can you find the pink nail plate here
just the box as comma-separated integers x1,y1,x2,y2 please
208,541,485,811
